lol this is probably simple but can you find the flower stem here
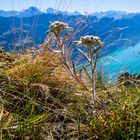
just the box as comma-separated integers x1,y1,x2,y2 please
89,47,96,110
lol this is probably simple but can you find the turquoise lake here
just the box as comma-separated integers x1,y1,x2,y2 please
100,42,140,82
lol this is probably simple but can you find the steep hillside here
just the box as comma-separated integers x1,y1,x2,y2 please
0,13,140,57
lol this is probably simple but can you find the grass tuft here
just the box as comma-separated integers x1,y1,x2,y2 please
0,39,139,140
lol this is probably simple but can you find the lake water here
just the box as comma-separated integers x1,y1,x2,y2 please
100,42,140,82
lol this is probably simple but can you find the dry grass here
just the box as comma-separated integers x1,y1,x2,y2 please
0,45,139,140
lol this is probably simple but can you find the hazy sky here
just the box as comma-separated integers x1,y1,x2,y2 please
0,0,140,13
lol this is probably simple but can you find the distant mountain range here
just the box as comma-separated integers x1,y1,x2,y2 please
91,10,137,19
0,7,80,17
0,7,140,59
1,7,140,78
0,7,139,18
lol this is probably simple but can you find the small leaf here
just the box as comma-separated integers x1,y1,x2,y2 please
66,27,73,31
92,53,99,73
72,61,77,76
77,48,91,62
92,46,101,56
82,66,93,82
73,41,80,45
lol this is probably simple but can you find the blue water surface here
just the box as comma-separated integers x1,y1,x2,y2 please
100,42,140,82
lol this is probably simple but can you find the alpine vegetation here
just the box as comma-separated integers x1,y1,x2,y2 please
0,21,139,140
74,35,103,111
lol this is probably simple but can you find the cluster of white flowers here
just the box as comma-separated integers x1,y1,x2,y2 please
47,21,103,49
49,21,72,34
74,35,103,47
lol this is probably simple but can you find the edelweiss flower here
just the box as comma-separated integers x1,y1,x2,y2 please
48,21,72,35
74,35,103,47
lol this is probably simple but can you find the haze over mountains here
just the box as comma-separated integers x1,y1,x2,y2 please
0,7,138,18
0,7,81,17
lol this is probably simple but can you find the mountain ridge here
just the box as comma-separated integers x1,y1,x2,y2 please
0,7,139,19
0,12,140,57
0,7,80,17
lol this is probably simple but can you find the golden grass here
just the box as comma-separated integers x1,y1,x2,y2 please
0,46,139,140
